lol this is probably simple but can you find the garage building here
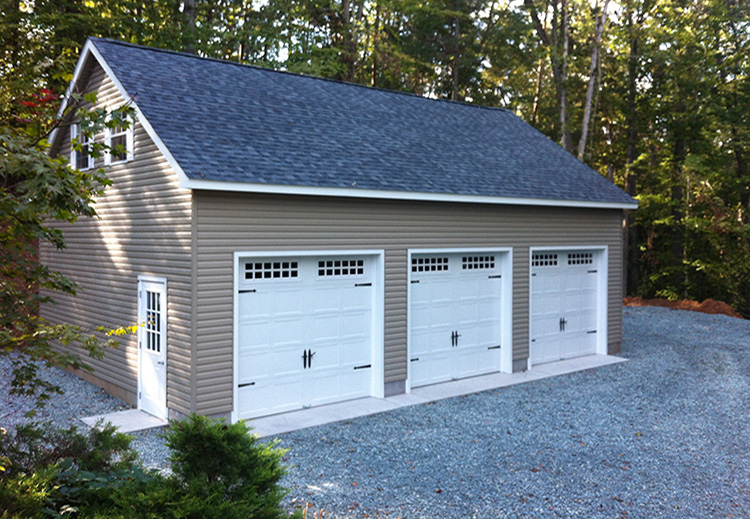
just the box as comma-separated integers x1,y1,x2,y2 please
43,38,637,421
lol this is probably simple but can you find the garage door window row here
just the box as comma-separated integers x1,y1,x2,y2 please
245,261,299,280
462,255,495,270
318,259,365,277
411,256,449,273
532,253,558,267
568,252,593,265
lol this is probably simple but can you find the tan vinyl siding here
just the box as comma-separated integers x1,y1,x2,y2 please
193,191,624,415
39,63,193,414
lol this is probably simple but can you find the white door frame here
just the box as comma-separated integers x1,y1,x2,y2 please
528,245,609,370
406,247,513,392
231,250,385,423
137,275,168,420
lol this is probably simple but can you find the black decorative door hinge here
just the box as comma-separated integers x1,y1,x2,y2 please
559,317,568,332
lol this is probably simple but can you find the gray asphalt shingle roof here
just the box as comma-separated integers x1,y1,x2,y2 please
91,37,635,206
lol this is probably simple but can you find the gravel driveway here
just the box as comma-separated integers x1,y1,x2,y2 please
278,307,750,518
2,306,749,518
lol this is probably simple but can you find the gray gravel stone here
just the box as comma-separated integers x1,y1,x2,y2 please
277,307,750,518
2,307,748,517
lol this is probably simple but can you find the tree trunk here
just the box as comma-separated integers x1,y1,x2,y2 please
531,57,544,126
184,0,196,54
451,0,461,101
672,132,686,295
525,0,572,151
559,0,572,152
624,0,641,296
577,0,610,160
342,0,356,82
371,3,380,87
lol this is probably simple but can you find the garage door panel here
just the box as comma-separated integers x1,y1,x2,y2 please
411,354,453,386
455,348,499,379
238,380,303,417
237,254,376,420
338,341,371,365
409,252,504,388
531,250,600,365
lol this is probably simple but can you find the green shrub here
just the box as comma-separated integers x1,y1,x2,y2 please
1,415,298,519
163,414,292,519
0,421,143,518
0,421,135,478
0,464,60,519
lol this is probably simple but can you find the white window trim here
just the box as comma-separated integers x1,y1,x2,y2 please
70,123,95,171
104,114,134,165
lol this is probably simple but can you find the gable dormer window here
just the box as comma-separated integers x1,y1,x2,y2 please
70,123,94,170
105,115,134,165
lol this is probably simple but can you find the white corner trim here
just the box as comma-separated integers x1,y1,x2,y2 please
183,178,639,210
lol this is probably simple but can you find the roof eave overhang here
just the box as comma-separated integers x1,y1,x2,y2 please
180,177,639,210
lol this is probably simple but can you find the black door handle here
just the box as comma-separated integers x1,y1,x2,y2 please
559,318,568,332
302,349,308,369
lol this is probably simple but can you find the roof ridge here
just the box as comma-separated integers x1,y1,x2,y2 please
89,37,513,114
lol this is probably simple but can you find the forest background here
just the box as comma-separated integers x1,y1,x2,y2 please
2,0,749,316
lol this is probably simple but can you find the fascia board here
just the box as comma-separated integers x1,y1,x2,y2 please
183,177,639,210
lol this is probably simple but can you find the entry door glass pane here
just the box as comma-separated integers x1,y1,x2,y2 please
145,291,161,353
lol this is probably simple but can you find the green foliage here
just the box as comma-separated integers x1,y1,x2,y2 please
0,421,142,518
0,416,298,519
0,421,136,478
1,63,137,410
164,414,292,519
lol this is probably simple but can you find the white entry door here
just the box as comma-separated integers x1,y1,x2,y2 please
409,253,503,388
236,255,376,420
137,277,167,420
530,250,600,365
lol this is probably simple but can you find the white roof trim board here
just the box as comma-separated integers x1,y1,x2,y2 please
183,178,637,209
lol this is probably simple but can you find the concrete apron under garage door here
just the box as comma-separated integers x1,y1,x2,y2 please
233,251,384,421
247,354,626,437
529,247,608,367
408,248,514,388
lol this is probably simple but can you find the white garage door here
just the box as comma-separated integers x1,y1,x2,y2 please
530,250,599,365
236,255,375,419
410,253,503,387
